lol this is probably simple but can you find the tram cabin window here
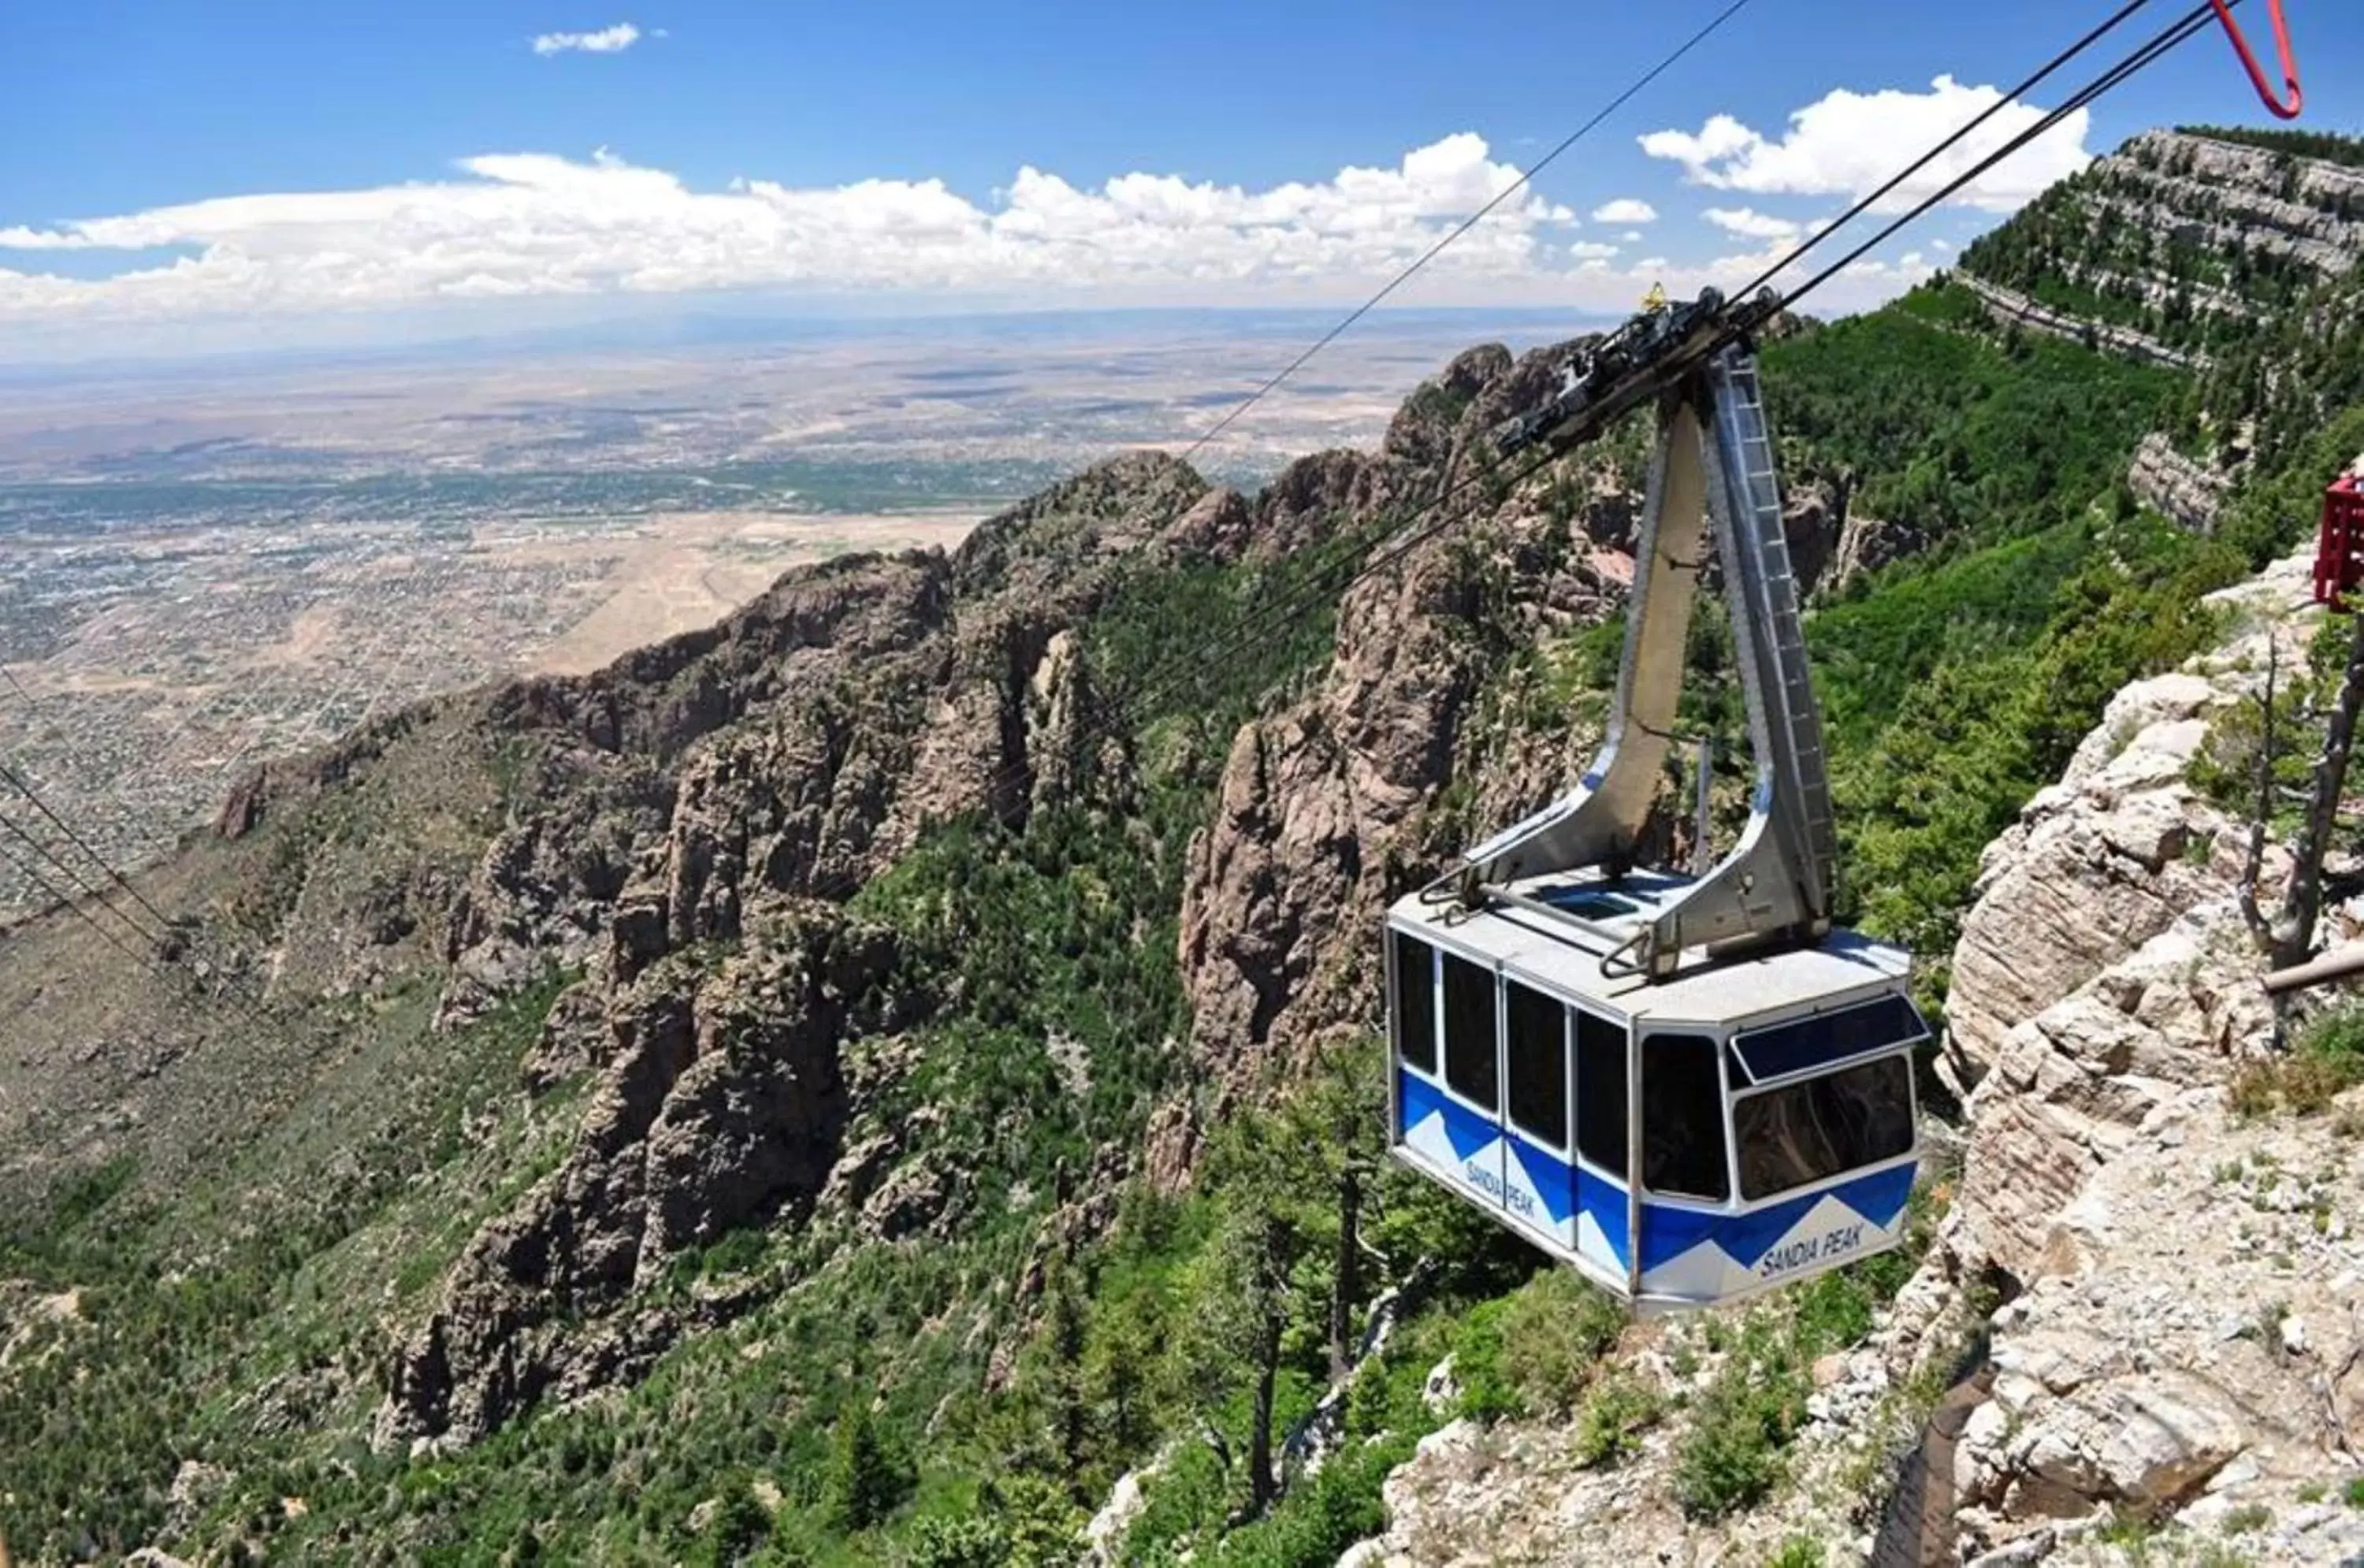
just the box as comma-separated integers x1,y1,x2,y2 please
1440,952,1499,1111
1573,1009,1626,1172
1642,1034,1729,1202
1504,981,1567,1148
1392,931,1436,1075
1734,1054,1914,1201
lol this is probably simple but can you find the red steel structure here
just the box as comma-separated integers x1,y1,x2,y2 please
2316,474,2364,611
2210,0,2304,119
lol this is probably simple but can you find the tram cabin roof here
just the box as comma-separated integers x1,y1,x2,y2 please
1386,868,1910,1031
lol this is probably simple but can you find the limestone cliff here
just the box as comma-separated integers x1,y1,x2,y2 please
13,120,2362,1560
365,340,1646,1445
1935,558,2364,1561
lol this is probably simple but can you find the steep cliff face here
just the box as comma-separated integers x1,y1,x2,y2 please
5,299,1686,1562
1945,667,2283,1280
276,361,1639,1447
1960,127,2364,517
1175,344,1632,1116
2127,429,2236,532
1935,549,2364,1562
381,905,905,1447
362,454,1264,1439
1963,129,2364,355
17,121,2364,1562
431,455,1212,1025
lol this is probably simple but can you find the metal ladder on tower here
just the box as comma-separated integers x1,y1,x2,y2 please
1708,351,1840,914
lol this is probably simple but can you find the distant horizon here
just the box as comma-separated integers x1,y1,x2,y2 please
0,299,1635,382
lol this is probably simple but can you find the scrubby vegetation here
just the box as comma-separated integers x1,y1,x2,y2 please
1766,282,2176,556
1760,282,2247,976
0,975,571,1561
1669,1226,1925,1520
2231,1002,2364,1119
0,515,1540,1566
2192,263,2364,474
2180,125,2364,171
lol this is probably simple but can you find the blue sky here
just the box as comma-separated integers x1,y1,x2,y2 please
0,0,2355,358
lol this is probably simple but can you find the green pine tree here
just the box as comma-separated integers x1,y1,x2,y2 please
822,1400,911,1534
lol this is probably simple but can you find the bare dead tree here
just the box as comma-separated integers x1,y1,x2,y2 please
2239,637,2282,949
2248,611,2364,977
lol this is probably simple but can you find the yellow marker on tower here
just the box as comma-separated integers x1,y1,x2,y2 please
1641,282,1668,312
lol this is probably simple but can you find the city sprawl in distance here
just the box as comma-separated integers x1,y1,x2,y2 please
0,310,1578,919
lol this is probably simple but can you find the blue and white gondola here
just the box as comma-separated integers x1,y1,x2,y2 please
1385,894,1925,1312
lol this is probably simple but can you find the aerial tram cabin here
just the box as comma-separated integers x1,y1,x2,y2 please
1386,886,1924,1310
1383,295,1927,1313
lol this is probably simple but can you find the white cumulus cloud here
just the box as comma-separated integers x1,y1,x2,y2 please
1640,75,2093,214
1701,206,1799,240
1591,198,1657,224
532,22,641,55
0,136,1587,330
0,131,1966,355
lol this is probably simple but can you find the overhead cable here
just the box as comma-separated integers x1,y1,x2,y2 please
1179,0,1763,464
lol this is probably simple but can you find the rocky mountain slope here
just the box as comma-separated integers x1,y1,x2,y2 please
5,124,2364,1567
1963,125,2364,505
1961,128,2364,362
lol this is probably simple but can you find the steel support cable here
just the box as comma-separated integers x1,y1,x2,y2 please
0,753,177,934
1766,2,2228,318
46,515,482,1002
2,672,338,1031
1100,0,2221,753
2,6,1772,950
1177,0,1762,466
0,663,190,937
0,3,2224,997
1732,0,2158,302
0,804,163,950
756,6,2235,912
52,8,1770,928
0,834,169,978
0,822,282,1041
0,797,284,1033
0,677,171,946
0,797,157,940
